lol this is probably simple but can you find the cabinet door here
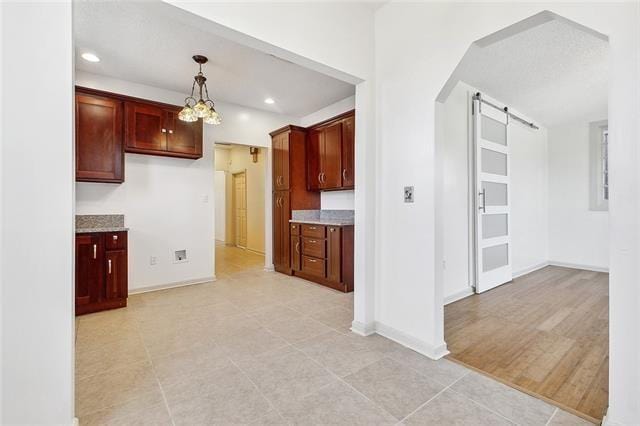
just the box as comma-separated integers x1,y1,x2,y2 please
307,130,322,191
125,102,167,152
327,226,342,283
76,93,124,183
105,250,127,300
321,122,343,189
341,114,355,188
75,234,104,307
291,235,301,272
273,190,290,272
273,133,290,191
166,109,203,157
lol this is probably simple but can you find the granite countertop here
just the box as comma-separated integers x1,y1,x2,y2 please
289,209,354,226
76,214,128,233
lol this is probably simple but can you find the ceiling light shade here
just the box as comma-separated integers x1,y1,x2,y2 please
179,55,222,125
81,52,100,62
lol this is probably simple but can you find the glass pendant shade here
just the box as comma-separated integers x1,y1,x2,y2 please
203,108,222,125
178,105,197,122
193,100,209,118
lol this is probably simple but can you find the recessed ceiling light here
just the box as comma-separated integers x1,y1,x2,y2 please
81,52,100,63
264,98,275,105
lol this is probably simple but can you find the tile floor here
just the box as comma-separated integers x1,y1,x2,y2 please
76,260,594,425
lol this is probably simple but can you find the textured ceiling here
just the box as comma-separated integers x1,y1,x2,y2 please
449,18,608,126
73,2,355,117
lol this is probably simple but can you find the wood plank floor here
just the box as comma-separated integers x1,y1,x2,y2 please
445,266,608,423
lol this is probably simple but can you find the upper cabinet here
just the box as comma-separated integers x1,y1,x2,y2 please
75,87,203,183
125,102,202,159
76,91,124,183
306,110,355,191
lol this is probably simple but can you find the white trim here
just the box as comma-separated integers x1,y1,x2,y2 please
444,287,474,305
602,413,624,426
263,265,275,272
548,260,609,273
512,261,549,279
72,418,79,426
374,321,449,360
128,276,216,295
351,320,376,336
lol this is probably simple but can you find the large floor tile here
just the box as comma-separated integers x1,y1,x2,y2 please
266,316,334,344
75,362,161,417
278,380,396,425
151,344,231,388
297,331,391,377
249,304,304,326
343,357,445,419
76,332,149,379
451,371,556,425
310,306,354,332
387,346,470,386
235,346,337,409
403,388,514,425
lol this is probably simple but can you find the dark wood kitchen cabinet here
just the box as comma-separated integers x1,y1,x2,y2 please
75,91,124,183
289,222,353,292
270,126,320,274
307,110,355,191
125,102,202,159
76,231,128,315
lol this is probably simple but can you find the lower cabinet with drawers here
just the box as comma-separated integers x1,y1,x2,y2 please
290,222,354,292
75,231,128,315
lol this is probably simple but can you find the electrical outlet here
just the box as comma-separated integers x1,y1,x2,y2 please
150,256,157,265
404,186,414,203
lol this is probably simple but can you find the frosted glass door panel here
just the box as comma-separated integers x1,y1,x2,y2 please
483,244,509,272
481,115,507,145
482,181,508,206
481,149,507,176
482,214,508,239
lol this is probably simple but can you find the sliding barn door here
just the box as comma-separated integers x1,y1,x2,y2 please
473,98,512,293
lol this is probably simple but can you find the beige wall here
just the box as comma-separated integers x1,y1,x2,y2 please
215,146,266,254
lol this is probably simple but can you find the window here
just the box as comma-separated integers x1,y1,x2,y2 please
590,120,609,211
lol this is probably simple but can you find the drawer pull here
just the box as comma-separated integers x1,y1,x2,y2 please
112,235,118,241
309,226,317,230
93,244,97,259
309,240,317,243
330,228,335,232
308,259,317,263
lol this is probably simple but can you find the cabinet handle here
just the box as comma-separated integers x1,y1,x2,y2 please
161,128,167,133
330,228,335,232
295,242,300,253
309,226,317,230
168,129,174,134
309,240,316,243
317,172,322,184
93,244,97,259
112,235,118,241
342,169,347,181
108,259,112,274
308,259,317,263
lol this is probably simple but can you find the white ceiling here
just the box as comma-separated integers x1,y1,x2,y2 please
73,2,355,117
443,17,608,127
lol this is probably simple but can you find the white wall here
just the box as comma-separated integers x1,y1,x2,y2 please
300,95,356,211
548,122,609,270
214,171,226,242
441,81,549,302
75,71,294,290
1,2,74,424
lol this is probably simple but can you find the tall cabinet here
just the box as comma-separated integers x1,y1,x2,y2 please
271,126,320,274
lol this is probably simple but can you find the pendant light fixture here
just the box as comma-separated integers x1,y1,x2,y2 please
178,55,222,125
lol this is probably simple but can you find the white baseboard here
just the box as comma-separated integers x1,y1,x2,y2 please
512,261,549,279
548,260,609,273
602,413,624,426
374,321,449,360
444,288,475,305
351,320,376,336
72,417,79,426
264,265,275,272
128,276,216,295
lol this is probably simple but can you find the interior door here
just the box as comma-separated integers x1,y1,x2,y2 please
233,172,247,248
473,98,512,293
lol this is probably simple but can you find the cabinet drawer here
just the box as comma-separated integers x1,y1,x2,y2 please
301,224,325,238
302,256,325,278
105,231,127,250
290,223,300,236
302,237,325,259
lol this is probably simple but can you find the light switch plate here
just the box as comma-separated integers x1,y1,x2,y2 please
404,186,414,203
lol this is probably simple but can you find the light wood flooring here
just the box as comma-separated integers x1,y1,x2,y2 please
215,241,265,278
445,266,608,423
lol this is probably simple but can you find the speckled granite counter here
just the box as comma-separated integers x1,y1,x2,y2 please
76,214,128,233
290,210,354,226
